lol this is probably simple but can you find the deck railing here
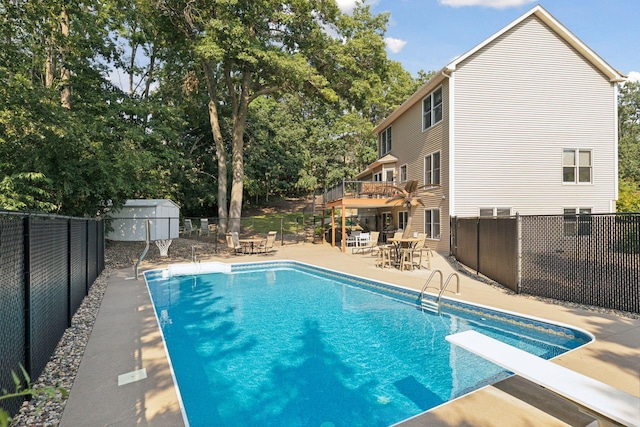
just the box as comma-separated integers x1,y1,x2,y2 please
323,180,397,204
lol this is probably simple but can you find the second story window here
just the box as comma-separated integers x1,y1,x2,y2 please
380,126,392,156
399,164,407,183
563,149,592,184
423,86,443,130
425,151,441,185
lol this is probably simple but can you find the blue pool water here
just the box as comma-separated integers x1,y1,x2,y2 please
145,262,591,427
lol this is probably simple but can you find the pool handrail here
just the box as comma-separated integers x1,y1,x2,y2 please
419,270,461,314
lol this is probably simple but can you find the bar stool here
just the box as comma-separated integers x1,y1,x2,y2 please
376,245,392,269
414,244,434,270
400,248,413,271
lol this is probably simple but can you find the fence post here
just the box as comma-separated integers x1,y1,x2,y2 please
476,217,480,275
67,219,72,327
280,218,284,246
22,215,32,377
516,212,522,294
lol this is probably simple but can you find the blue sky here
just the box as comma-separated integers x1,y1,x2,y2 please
337,0,639,82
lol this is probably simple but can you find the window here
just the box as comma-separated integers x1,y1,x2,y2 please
480,207,512,217
424,152,441,185
563,208,592,236
398,211,408,230
380,126,392,156
385,170,394,182
374,172,382,181
399,165,407,183
563,149,592,184
424,209,441,240
422,86,443,130
382,212,392,230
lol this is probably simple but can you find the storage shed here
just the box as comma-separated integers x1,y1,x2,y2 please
106,199,180,241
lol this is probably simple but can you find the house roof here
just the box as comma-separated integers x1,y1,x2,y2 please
355,154,398,179
373,5,626,134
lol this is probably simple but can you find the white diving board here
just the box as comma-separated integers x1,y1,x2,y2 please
446,330,640,427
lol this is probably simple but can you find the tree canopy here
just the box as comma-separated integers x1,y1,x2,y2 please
1,0,426,220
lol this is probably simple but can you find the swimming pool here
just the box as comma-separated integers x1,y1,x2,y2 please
145,261,592,427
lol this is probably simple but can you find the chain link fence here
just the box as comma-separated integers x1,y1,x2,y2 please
0,212,104,416
451,213,639,313
181,214,325,249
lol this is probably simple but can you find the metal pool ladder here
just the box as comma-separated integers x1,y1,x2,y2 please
418,270,461,314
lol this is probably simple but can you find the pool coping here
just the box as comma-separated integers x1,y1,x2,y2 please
59,243,640,427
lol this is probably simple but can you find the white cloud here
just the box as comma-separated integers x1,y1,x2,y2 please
438,0,535,9
627,71,640,83
385,37,407,54
336,0,379,14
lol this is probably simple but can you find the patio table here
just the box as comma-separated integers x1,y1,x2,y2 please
239,237,265,254
387,237,420,267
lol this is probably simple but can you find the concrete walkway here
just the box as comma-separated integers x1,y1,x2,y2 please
60,242,640,426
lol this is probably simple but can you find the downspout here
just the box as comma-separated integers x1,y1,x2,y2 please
442,67,455,252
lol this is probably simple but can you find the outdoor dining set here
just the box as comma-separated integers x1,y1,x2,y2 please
347,230,434,271
226,230,277,255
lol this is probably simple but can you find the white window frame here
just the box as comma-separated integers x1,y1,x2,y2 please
563,148,592,184
479,207,512,217
424,209,441,240
398,211,408,230
424,151,441,186
563,207,592,236
399,164,407,183
422,85,443,131
380,126,392,156
373,172,382,181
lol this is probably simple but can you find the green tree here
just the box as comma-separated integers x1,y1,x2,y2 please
159,0,395,232
618,80,640,211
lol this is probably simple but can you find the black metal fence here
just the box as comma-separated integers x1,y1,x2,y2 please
451,213,639,313
0,212,104,416
181,214,323,246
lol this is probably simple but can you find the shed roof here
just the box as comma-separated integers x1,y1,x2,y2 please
122,199,180,209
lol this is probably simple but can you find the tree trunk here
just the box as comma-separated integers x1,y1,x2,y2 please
60,8,71,109
402,205,413,239
228,71,251,233
143,44,156,99
45,38,56,88
202,59,228,233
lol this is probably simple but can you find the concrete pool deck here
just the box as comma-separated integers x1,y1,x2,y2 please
59,242,640,426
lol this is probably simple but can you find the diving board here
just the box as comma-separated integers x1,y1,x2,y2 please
446,330,640,427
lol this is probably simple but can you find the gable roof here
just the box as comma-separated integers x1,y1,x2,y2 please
355,153,398,179
374,4,626,134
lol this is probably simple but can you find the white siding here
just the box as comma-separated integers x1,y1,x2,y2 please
452,16,617,217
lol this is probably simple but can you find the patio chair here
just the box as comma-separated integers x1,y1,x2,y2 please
356,232,370,247
353,231,380,254
346,230,361,247
226,233,243,255
182,219,194,236
200,218,209,236
258,231,277,254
